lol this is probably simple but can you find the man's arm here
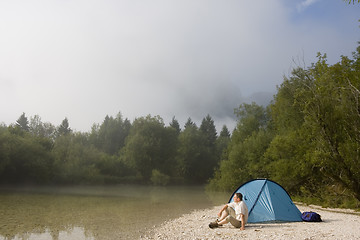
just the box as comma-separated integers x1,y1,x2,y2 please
240,213,245,230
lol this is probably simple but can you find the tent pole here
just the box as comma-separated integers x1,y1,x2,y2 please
248,179,268,216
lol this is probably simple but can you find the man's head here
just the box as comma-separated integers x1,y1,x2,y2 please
233,193,243,202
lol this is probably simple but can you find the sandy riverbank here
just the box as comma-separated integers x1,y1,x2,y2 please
140,204,360,240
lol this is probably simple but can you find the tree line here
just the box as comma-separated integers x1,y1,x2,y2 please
1,41,359,209
208,45,360,208
1,44,359,209
0,112,230,186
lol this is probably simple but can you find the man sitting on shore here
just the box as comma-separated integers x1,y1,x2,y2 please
209,192,248,230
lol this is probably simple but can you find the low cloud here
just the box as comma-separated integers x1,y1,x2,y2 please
296,0,321,12
0,0,358,132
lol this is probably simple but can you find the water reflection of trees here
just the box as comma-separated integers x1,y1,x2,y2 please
0,186,216,240
0,192,144,240
1,193,93,240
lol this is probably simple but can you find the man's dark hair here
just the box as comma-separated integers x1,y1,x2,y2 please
235,193,243,201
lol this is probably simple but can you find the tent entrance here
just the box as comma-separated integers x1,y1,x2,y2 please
229,179,302,223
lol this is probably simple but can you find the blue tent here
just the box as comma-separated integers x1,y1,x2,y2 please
229,179,302,223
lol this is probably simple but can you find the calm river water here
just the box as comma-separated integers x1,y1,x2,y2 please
0,185,229,240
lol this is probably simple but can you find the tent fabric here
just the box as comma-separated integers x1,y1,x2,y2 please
229,179,302,223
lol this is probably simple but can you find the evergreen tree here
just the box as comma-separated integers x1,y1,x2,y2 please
184,117,197,129
16,112,29,132
57,118,71,136
169,116,181,134
219,125,230,138
199,114,217,148
198,114,218,181
91,113,131,155
216,125,231,161
176,120,203,183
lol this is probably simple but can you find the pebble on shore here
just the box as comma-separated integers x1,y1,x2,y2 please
141,204,360,240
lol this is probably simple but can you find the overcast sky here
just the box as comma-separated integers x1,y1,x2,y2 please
1,0,359,133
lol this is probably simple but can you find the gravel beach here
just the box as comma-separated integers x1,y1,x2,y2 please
141,204,360,240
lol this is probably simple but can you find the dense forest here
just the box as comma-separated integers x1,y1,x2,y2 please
1,45,360,209
209,45,360,208
0,111,229,186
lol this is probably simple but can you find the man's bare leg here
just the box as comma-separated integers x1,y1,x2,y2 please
217,209,230,225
